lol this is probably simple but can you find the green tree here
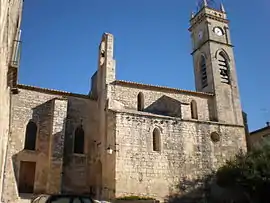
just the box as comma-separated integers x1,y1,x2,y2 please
216,142,270,203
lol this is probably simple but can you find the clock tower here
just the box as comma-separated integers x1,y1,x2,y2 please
189,1,244,125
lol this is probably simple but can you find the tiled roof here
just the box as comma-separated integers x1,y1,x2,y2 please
17,84,91,99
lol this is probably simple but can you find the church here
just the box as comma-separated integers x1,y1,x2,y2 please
0,0,247,202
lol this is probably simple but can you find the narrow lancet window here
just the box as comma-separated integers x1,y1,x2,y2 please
137,92,144,111
153,128,161,152
24,121,37,150
74,125,85,154
191,100,198,119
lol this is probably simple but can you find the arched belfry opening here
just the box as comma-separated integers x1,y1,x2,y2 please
99,41,106,66
137,92,144,111
218,52,230,84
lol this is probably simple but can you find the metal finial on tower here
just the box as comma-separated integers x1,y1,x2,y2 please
197,0,217,11
220,3,225,12
191,11,195,18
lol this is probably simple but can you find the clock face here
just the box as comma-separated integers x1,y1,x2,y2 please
198,30,203,40
213,27,223,36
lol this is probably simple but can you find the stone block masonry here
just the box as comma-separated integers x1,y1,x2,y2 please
46,99,68,194
0,2,248,202
0,0,23,200
111,110,246,201
1,86,98,202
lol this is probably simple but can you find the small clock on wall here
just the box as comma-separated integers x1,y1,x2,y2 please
213,27,224,36
198,30,203,40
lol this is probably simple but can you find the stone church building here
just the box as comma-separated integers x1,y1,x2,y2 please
0,0,247,202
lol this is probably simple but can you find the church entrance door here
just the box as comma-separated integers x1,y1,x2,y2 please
18,161,36,193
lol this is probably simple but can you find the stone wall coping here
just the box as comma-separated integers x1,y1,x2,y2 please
111,80,214,97
108,108,244,128
17,84,92,99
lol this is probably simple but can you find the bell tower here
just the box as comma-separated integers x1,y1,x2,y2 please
189,0,243,125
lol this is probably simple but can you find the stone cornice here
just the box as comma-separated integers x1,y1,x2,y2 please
189,9,229,32
109,109,245,128
191,39,234,55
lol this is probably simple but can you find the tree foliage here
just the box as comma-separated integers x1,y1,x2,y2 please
216,142,270,203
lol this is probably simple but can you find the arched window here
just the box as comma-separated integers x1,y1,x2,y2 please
200,56,208,88
74,125,85,154
191,100,198,119
24,121,37,150
153,128,161,152
137,92,144,111
218,52,230,84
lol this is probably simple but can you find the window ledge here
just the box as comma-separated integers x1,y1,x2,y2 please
72,153,87,157
22,149,39,153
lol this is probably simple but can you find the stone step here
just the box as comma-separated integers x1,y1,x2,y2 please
17,193,33,203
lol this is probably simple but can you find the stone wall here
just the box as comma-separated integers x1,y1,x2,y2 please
248,126,270,150
46,98,68,194
62,97,98,193
0,0,23,199
113,110,246,201
109,82,214,121
1,86,97,202
106,81,247,201
2,88,58,202
101,111,117,200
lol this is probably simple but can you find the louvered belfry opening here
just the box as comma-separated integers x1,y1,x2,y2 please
200,56,208,88
218,52,230,84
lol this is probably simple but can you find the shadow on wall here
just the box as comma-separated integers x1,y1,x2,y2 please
12,154,19,189
165,174,250,203
61,99,89,194
11,99,67,197
144,95,182,118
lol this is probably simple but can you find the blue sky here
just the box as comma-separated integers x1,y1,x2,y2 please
20,0,270,132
